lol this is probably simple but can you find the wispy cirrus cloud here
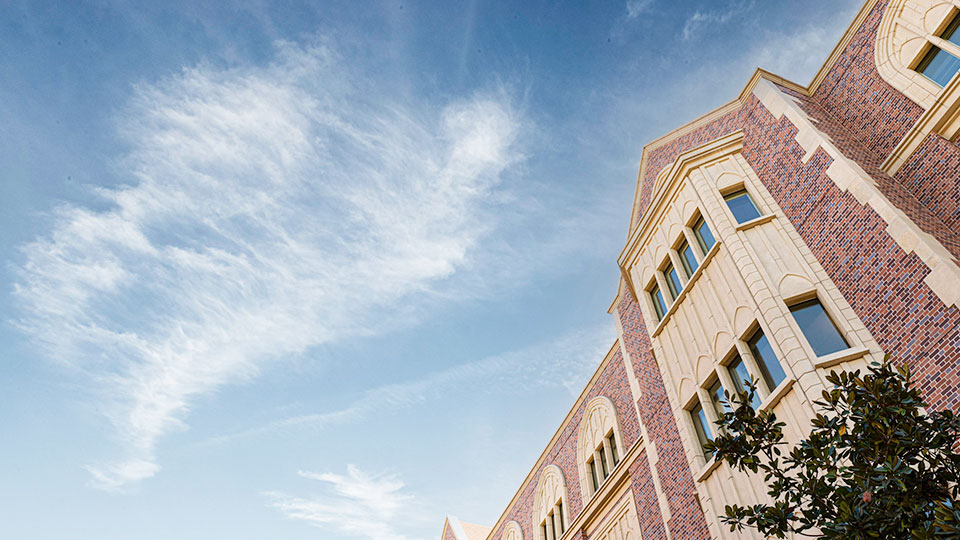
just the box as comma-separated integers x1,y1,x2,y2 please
268,466,417,540
681,0,754,41
13,39,524,490
203,324,615,447
626,0,654,19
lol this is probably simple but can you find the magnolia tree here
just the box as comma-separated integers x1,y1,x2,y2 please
705,358,960,539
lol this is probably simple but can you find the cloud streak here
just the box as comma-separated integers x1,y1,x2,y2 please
267,466,417,540
203,324,615,447
13,40,524,490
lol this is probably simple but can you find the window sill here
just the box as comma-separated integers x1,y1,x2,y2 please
651,242,721,338
759,377,795,412
734,213,776,232
813,345,871,369
695,455,722,483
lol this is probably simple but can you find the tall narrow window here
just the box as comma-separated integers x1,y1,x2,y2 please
588,459,599,492
708,379,729,417
693,216,715,254
607,432,619,465
724,189,762,224
728,355,762,408
790,299,849,357
748,329,786,391
557,502,565,534
691,399,713,458
664,262,682,299
917,14,960,87
650,285,667,321
678,239,699,277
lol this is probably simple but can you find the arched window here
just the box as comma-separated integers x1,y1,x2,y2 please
501,521,524,540
532,465,570,540
876,0,960,109
576,396,624,499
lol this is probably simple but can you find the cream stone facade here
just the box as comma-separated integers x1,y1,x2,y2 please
441,1,960,538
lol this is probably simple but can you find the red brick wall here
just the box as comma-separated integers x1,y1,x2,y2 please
738,93,960,413
616,293,712,540
488,348,646,539
812,0,922,158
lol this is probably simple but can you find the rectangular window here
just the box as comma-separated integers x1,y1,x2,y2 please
679,240,699,277
598,447,609,477
608,433,619,465
664,262,682,299
724,189,762,224
748,329,787,391
650,285,667,321
542,523,548,540
708,379,729,417
790,299,849,357
693,216,715,254
691,400,713,458
918,15,960,86
557,502,566,533
728,355,762,408
588,458,599,491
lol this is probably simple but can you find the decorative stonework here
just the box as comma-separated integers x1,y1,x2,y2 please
533,465,571,540
592,496,643,540
875,0,960,109
577,397,624,500
752,78,960,308
502,521,524,540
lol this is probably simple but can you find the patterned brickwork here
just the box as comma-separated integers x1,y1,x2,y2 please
895,133,960,237
488,348,643,540
737,93,960,414
813,0,922,158
616,292,711,540
627,453,669,540
783,86,960,260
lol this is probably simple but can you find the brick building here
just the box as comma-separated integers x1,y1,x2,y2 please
441,0,960,538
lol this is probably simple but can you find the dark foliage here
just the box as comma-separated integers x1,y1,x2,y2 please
705,357,960,539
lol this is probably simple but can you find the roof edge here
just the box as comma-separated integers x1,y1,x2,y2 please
624,0,880,239
483,339,623,540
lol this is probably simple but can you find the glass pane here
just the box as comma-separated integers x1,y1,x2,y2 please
919,46,960,87
790,300,849,357
599,447,609,477
748,329,787,391
709,379,729,416
650,286,667,320
728,356,762,408
589,459,599,491
724,190,762,224
558,501,565,532
680,242,699,277
665,263,682,299
694,217,715,254
942,13,959,45
609,434,619,464
691,402,713,458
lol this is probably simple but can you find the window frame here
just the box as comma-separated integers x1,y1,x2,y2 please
722,187,763,225
788,297,851,358
691,214,716,256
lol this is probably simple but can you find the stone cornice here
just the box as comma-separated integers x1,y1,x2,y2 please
618,131,744,299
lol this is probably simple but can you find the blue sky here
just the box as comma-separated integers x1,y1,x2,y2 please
1,1,860,538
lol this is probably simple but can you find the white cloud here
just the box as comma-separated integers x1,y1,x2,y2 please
626,0,654,19
267,465,417,540
13,40,524,490
681,1,754,41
